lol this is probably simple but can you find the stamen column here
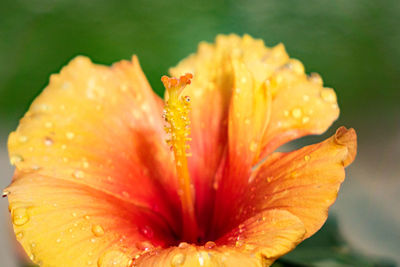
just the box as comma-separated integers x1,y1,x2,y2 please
162,74,198,242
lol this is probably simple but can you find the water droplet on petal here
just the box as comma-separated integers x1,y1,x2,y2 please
249,141,258,152
140,225,154,238
19,136,28,143
291,108,302,119
321,88,336,103
178,242,189,249
204,241,216,249
302,116,310,124
171,253,186,266
283,110,289,117
235,240,244,247
137,241,155,252
66,132,75,140
97,250,131,267
44,137,53,146
304,155,311,161
12,207,30,226
10,154,23,165
308,73,323,85
92,225,105,237
16,231,24,240
45,122,53,128
73,170,85,179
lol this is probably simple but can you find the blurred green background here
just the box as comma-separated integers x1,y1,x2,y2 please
0,0,399,266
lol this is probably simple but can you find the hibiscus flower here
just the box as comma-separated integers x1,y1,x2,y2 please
4,34,356,267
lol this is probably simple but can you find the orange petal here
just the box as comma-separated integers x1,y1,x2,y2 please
233,127,357,239
260,64,340,158
169,34,287,235
6,56,181,264
7,173,174,267
135,210,305,266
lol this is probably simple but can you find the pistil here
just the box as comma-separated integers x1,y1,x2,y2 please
162,73,198,242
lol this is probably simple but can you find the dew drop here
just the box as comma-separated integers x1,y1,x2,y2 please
83,161,90,168
10,154,23,165
122,191,130,198
44,137,53,146
45,122,53,128
302,116,310,124
66,132,75,140
283,110,289,117
136,241,154,251
56,238,62,243
171,253,186,266
249,141,258,152
320,89,336,103
178,242,189,249
304,155,311,161
204,241,216,249
140,225,154,238
16,231,24,240
92,225,105,237
244,118,251,125
12,207,29,226
291,108,302,119
235,239,244,247
97,250,131,267
73,170,85,179
308,73,323,85
18,136,28,143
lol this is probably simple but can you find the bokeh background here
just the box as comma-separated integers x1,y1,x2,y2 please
1,0,399,266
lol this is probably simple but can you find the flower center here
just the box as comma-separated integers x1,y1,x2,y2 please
162,73,198,242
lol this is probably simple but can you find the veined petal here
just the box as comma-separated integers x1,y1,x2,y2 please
7,56,181,264
169,34,286,235
171,35,340,237
135,210,305,267
234,127,357,239
7,172,174,267
260,62,340,158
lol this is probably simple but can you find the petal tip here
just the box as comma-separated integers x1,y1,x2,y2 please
334,126,357,167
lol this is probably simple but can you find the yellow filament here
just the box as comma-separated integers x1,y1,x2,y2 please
162,73,198,242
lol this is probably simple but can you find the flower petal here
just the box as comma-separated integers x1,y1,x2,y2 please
169,34,286,235
7,172,175,267
6,56,182,264
170,35,340,237
230,127,357,239
135,210,305,267
260,63,340,158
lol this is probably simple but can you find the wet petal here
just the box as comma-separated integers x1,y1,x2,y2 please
171,35,340,236
236,127,357,239
169,34,286,235
135,210,305,267
260,63,340,158
7,173,175,267
7,56,182,264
